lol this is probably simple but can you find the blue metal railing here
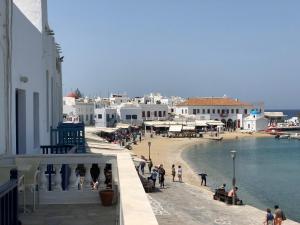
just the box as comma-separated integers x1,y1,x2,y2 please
0,169,19,225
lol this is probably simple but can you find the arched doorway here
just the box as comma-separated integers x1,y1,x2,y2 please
221,119,226,127
227,119,233,129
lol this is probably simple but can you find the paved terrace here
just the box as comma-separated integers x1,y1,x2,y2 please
148,181,299,225
19,204,117,225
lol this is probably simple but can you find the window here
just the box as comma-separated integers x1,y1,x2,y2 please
244,109,248,114
147,111,150,117
182,109,184,114
193,109,197,115
158,111,162,117
132,115,137,119
185,109,188,114
217,109,220,114
236,109,239,114
231,109,234,114
221,109,225,114
207,109,210,114
154,111,157,117
202,109,206,114
163,111,166,117
212,109,215,114
98,114,102,119
226,109,229,114
142,111,145,117
112,114,115,118
106,114,110,122
126,115,131,120
197,109,200,114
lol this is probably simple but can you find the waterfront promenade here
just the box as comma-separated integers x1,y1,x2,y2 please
148,179,299,225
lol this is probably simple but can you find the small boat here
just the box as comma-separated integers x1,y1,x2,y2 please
275,134,290,139
289,133,300,140
207,136,223,141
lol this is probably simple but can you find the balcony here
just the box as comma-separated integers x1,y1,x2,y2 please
0,151,158,225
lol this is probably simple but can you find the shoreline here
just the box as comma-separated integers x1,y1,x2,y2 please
132,132,300,224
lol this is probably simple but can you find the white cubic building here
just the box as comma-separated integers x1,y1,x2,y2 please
63,94,94,125
94,107,117,127
0,0,63,155
116,103,143,125
244,110,269,131
140,104,169,121
175,97,256,128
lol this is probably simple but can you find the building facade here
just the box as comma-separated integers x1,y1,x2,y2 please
175,97,255,128
140,104,169,121
94,107,117,127
63,95,94,125
0,0,63,155
116,103,143,125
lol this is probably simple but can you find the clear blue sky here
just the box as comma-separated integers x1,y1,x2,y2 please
48,0,300,109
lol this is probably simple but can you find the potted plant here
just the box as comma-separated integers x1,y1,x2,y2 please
99,188,114,206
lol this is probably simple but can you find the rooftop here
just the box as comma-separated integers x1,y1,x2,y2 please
176,97,252,107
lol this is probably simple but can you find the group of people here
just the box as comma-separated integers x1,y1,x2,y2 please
264,205,286,225
147,163,166,188
171,164,183,182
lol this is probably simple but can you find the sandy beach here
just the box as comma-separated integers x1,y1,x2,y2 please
132,131,271,188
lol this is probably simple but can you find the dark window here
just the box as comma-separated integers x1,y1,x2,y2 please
158,111,162,117
163,111,166,117
106,114,110,122
147,111,150,117
212,109,215,114
217,109,220,114
202,109,206,114
226,109,229,114
142,111,145,117
126,115,131,120
193,109,197,115
112,114,114,118
231,109,234,114
244,109,248,114
132,115,137,119
236,109,239,114
182,109,184,114
207,109,210,114
197,109,200,114
221,109,225,114
154,111,157,117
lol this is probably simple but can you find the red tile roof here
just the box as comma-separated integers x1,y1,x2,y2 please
176,97,252,107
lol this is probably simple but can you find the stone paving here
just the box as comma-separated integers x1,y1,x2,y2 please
19,204,117,225
148,180,299,225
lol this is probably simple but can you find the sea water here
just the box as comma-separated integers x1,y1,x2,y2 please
183,138,300,222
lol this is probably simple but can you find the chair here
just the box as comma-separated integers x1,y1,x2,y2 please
15,158,41,212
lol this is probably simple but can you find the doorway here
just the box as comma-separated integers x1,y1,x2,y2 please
16,89,26,154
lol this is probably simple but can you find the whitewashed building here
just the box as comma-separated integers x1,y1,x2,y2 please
0,0,63,155
63,94,94,125
244,110,269,131
175,97,256,128
94,107,117,127
109,93,130,105
116,103,143,125
140,103,169,121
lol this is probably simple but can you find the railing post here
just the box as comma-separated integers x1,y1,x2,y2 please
68,164,79,190
53,164,62,191
99,164,106,189
40,164,48,191
84,164,92,190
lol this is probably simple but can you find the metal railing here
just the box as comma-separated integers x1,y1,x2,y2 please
0,169,19,225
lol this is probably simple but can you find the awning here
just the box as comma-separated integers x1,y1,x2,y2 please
169,125,182,132
116,123,131,129
206,121,224,126
154,124,170,128
195,120,208,127
182,125,195,131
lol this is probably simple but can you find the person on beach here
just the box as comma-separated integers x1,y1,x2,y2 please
148,159,153,173
274,205,286,225
171,164,176,182
263,208,274,225
177,165,182,182
228,187,238,198
158,164,166,188
198,172,207,186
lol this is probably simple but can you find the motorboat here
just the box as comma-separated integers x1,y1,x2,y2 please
275,134,290,139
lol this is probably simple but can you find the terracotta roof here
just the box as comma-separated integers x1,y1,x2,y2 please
66,92,79,99
176,98,252,107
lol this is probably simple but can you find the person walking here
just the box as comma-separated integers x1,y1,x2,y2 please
198,172,207,186
140,161,146,175
148,168,158,188
263,208,274,225
148,159,153,173
171,164,176,182
158,164,166,188
177,165,182,182
274,205,286,225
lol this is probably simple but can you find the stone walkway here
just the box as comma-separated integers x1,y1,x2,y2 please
148,180,299,225
19,204,117,225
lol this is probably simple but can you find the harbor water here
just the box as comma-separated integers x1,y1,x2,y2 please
183,137,300,222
